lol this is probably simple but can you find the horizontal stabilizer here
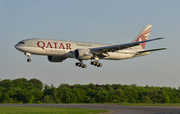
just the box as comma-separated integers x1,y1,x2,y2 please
137,48,167,53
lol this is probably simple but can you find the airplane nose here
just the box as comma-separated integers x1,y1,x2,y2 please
15,44,21,50
15,44,18,49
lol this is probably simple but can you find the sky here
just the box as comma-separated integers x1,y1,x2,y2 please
0,0,179,88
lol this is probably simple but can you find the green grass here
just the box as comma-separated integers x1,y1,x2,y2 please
118,103,180,106
0,106,110,114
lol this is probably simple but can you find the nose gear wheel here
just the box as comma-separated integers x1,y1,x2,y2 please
27,58,31,62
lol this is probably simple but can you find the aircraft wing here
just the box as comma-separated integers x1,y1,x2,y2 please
91,37,164,53
137,48,167,53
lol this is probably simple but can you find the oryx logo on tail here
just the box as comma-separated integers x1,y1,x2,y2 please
133,25,152,49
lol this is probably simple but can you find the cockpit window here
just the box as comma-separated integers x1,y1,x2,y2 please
18,41,25,44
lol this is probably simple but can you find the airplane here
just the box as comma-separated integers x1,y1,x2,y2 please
15,25,167,68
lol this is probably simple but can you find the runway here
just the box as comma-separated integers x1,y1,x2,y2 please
0,104,180,114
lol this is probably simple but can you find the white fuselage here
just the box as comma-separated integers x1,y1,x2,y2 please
15,38,150,60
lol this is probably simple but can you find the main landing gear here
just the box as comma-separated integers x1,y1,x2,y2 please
90,55,102,67
75,61,102,68
75,62,87,68
75,56,102,68
24,52,31,62
90,61,102,67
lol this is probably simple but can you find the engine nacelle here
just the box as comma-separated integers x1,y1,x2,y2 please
48,56,67,62
74,49,93,60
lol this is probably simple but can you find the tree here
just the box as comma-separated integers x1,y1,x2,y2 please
147,89,159,103
28,78,43,90
86,88,97,103
97,90,108,103
0,79,14,89
84,96,95,103
44,87,57,101
57,87,73,103
89,83,95,89
159,89,170,103
74,84,82,89
0,90,3,103
12,78,28,89
33,89,43,102
115,89,125,103
72,88,86,103
43,84,50,91
141,96,153,103
173,96,180,103
43,95,54,103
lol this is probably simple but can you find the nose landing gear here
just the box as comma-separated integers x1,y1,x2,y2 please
24,52,31,62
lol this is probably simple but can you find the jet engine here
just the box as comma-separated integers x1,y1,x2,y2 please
74,49,93,60
48,56,67,62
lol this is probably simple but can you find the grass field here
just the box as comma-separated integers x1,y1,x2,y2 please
118,103,180,106
0,106,110,114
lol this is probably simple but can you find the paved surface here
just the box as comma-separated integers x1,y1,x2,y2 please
0,104,180,114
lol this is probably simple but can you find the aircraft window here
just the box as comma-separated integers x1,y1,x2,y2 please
18,41,25,44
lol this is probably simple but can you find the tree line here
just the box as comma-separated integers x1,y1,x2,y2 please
0,78,180,103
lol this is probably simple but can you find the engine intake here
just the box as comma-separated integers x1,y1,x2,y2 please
74,49,93,60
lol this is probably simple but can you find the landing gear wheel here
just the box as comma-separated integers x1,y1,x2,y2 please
27,58,31,62
75,62,81,67
82,64,87,68
97,63,102,67
91,61,94,65
75,63,79,66
80,63,84,67
94,62,97,66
